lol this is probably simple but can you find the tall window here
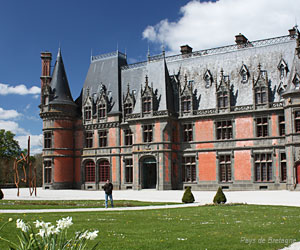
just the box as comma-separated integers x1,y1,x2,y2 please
44,161,52,184
219,155,231,182
99,160,110,182
181,95,191,112
280,153,287,182
254,153,272,182
280,65,285,79
279,116,285,136
183,123,193,142
142,96,152,113
124,102,133,115
143,124,153,142
295,111,300,133
205,75,211,88
44,132,52,148
217,91,228,108
216,120,233,140
98,130,107,147
256,117,268,137
182,156,196,182
124,129,133,146
85,131,93,148
85,161,95,182
125,158,133,183
84,106,92,120
255,86,267,104
98,103,106,119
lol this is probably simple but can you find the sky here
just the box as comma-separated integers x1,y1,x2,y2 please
0,0,299,155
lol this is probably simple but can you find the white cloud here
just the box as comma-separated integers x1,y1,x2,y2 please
143,0,300,54
0,83,40,95
15,134,43,155
0,120,27,135
0,107,21,120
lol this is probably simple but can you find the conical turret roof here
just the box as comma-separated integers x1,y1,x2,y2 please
49,49,75,106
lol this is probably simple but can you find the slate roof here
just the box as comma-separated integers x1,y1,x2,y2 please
49,49,76,106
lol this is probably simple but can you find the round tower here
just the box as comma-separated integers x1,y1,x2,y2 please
40,49,79,189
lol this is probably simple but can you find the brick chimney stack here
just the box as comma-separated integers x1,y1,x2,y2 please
180,45,193,55
235,33,249,48
40,52,52,90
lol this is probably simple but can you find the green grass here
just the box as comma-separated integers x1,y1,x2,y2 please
1,204,300,250
0,200,178,209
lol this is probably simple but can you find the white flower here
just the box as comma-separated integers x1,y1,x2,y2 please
16,219,29,232
37,229,45,238
34,220,42,228
86,230,99,240
56,217,73,230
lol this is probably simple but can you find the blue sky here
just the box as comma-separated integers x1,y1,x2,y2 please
0,0,299,154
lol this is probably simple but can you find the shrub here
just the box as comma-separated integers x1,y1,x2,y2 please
0,189,3,200
182,186,195,203
213,187,227,204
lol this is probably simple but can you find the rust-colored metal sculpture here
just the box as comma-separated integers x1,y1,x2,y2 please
13,136,37,197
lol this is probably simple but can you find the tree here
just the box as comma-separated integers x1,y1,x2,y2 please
213,187,227,204
0,129,21,184
0,129,21,159
182,186,195,203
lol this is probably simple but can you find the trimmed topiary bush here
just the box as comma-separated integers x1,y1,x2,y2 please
213,187,226,204
182,186,195,203
0,189,3,200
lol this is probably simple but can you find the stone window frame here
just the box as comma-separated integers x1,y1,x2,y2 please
98,159,110,183
44,131,53,149
254,86,267,105
85,161,96,183
278,115,285,136
124,102,133,116
124,158,133,183
97,103,106,120
255,116,269,138
215,119,233,140
44,160,52,184
181,95,192,113
182,155,196,183
124,128,133,146
143,124,153,143
218,154,232,183
98,130,108,148
294,110,300,133
182,123,193,142
279,152,287,182
239,64,250,84
84,106,92,121
85,130,93,148
277,59,288,80
217,89,229,109
253,152,273,182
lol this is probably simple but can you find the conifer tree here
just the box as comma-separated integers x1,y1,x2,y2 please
182,186,195,203
213,187,227,204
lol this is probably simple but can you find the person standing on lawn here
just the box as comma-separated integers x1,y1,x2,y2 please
103,179,114,208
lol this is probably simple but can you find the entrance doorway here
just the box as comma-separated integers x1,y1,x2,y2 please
141,157,157,189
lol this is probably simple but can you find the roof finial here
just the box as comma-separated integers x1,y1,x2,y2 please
57,42,61,57
162,43,165,58
117,42,119,52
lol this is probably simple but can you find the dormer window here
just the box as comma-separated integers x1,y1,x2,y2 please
293,73,300,89
84,106,92,120
124,102,133,115
141,75,153,115
216,69,230,110
240,64,249,83
253,64,269,107
277,59,288,79
98,103,106,118
217,90,229,108
204,70,213,88
255,86,267,104
142,96,152,113
181,95,191,112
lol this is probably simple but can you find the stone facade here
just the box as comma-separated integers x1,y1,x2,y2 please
40,27,300,191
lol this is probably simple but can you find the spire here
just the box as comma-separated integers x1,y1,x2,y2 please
49,48,75,106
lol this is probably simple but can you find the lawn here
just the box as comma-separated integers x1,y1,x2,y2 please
0,200,177,209
0,204,299,250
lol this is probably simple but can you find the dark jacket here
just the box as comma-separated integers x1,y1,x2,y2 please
103,182,113,195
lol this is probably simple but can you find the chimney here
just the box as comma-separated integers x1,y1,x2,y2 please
40,52,52,102
235,33,249,47
289,27,299,38
180,45,193,55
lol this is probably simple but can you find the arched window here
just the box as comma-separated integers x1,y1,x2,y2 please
99,160,110,182
85,161,95,182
